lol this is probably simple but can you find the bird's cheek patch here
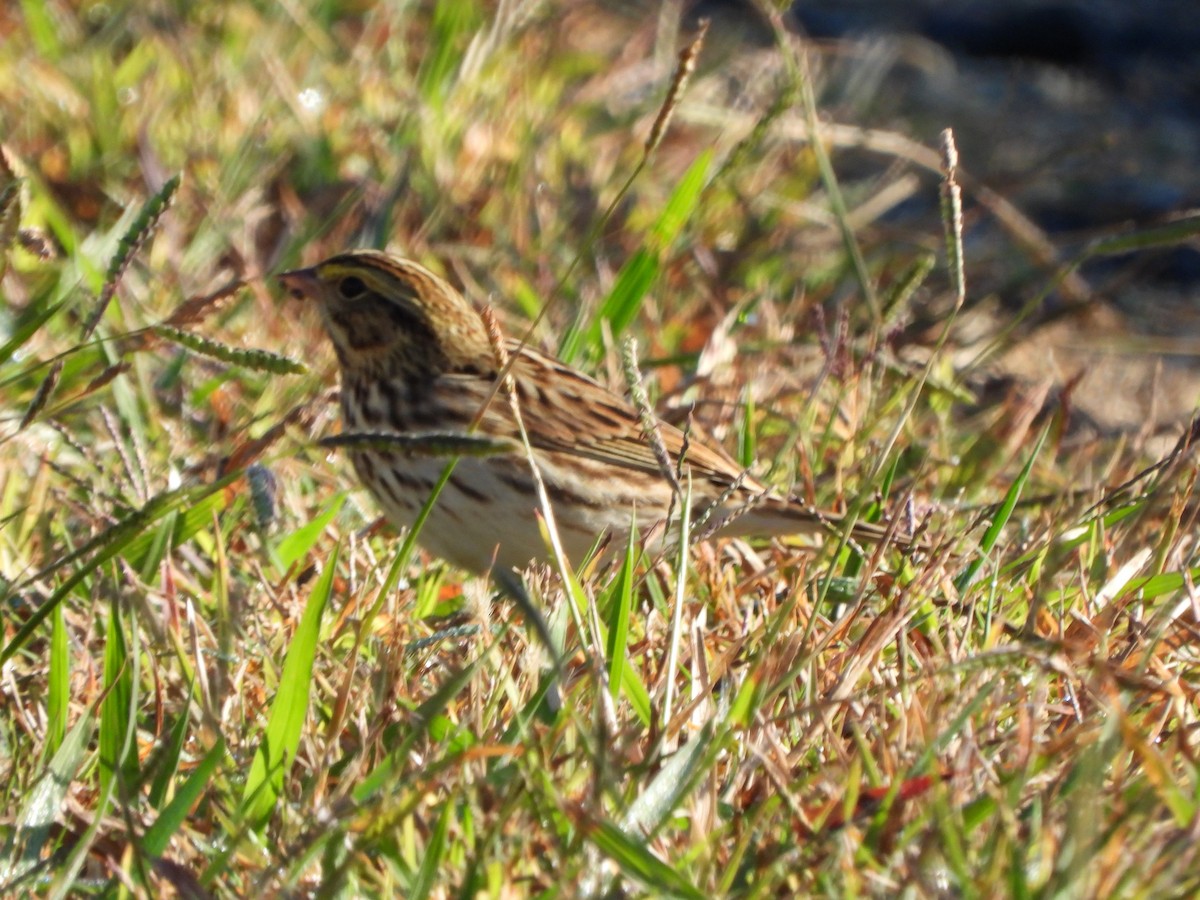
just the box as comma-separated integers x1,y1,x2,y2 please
339,310,390,351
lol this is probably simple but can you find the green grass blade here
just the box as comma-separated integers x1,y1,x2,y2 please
0,301,63,368
0,475,236,666
352,658,481,804
588,818,706,900
136,510,178,582
579,252,658,363
605,527,636,702
99,598,138,798
598,521,652,725
0,710,93,889
565,151,712,361
273,494,345,574
17,0,61,59
408,794,453,900
148,693,195,810
417,0,481,102
726,664,760,731
621,722,714,837
649,150,711,246
142,737,226,859
1075,212,1200,266
48,758,116,900
737,390,756,469
240,540,339,829
46,602,68,756
955,424,1049,595
124,487,228,574
619,663,653,728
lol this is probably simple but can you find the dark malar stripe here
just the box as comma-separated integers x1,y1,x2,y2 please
541,478,608,511
352,452,377,481
449,472,490,503
496,469,536,498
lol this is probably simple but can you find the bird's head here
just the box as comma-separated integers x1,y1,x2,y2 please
280,250,493,376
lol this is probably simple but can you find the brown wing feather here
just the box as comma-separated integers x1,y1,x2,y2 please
438,342,762,496
515,346,745,482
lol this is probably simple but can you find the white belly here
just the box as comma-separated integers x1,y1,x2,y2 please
350,449,660,574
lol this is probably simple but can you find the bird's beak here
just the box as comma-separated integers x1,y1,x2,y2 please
279,266,319,300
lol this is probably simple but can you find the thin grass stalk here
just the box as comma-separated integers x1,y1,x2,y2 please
858,130,967,496
622,335,681,498
82,174,181,341
661,470,694,743
480,304,590,672
471,20,710,426
759,5,879,323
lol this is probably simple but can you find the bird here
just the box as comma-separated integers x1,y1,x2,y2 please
280,249,908,576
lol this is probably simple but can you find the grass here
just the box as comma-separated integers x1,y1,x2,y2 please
3,1,1200,896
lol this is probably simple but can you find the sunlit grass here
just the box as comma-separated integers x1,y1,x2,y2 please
2,2,1200,897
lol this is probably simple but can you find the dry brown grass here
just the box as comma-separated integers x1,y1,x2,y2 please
2,3,1199,897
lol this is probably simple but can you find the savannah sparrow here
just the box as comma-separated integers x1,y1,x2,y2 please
281,250,906,575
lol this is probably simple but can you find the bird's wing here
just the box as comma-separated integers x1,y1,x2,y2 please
438,343,760,494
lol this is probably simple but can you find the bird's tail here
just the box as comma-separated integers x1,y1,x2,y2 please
704,495,915,549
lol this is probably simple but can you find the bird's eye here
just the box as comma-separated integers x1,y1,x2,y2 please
338,276,367,299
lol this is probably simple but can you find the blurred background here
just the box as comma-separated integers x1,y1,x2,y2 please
5,0,1200,435
686,0,1200,432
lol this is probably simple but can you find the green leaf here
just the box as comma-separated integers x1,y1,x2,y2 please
18,0,62,59
1078,212,1200,262
586,248,660,356
418,0,482,102
727,667,760,731
605,528,636,702
353,659,480,804
0,302,63,369
621,722,714,837
650,150,711,247
136,510,178,582
148,695,194,810
596,527,652,726
737,390,756,469
620,663,653,728
955,424,1049,594
124,487,227,574
565,151,712,362
48,743,117,900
